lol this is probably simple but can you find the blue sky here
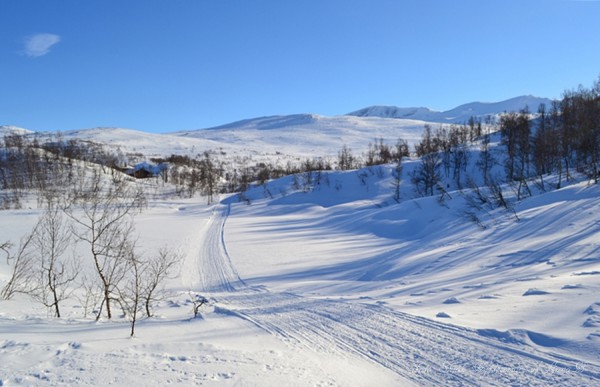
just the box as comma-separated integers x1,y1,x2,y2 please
1,0,599,133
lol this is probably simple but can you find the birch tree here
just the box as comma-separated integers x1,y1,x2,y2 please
65,170,145,320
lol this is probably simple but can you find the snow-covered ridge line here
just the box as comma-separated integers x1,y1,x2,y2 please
36,95,546,164
348,95,553,123
1,95,547,173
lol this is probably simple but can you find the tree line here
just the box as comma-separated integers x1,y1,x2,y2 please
406,77,600,202
0,164,179,336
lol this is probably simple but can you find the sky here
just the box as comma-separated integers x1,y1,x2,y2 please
1,0,599,133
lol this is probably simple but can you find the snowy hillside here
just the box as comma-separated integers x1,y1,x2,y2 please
31,96,547,165
348,95,553,123
36,116,426,169
172,114,427,160
59,127,232,159
0,126,33,136
2,162,600,385
2,93,600,385
226,166,600,359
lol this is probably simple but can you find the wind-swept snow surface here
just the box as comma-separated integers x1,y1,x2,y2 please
194,202,600,385
2,127,600,384
2,171,600,384
223,168,600,384
0,200,400,386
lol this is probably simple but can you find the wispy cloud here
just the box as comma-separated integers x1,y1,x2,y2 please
23,33,61,57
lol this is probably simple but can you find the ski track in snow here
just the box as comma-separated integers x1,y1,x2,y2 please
189,202,600,386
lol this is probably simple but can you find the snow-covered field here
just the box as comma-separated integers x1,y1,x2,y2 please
2,166,600,385
2,97,600,385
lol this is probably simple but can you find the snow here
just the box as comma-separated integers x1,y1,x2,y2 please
0,126,33,136
2,99,600,385
4,167,599,385
172,114,428,162
29,116,425,170
22,96,545,167
348,95,553,123
223,169,600,375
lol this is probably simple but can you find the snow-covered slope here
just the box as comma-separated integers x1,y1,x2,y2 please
41,96,545,166
3,95,600,385
172,114,426,160
11,96,550,165
3,168,599,385
33,116,427,166
224,165,600,366
348,95,553,123
0,125,33,136
60,127,231,159
26,115,426,168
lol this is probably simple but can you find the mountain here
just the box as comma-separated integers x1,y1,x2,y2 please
348,95,554,123
0,125,33,136
39,116,425,166
8,95,553,166
172,114,426,161
166,95,551,162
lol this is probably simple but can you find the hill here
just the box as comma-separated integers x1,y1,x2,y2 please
348,95,553,123
2,93,600,385
29,95,546,164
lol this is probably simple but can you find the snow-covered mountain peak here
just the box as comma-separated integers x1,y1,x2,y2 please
347,95,553,124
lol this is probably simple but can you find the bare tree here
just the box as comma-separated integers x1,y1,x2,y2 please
365,142,377,166
190,293,208,319
31,202,78,317
477,127,494,186
376,138,393,164
141,247,180,317
452,142,470,189
548,101,565,188
394,138,410,160
500,108,531,182
65,170,145,320
337,145,355,171
366,138,394,166
199,152,220,204
0,241,11,263
392,157,403,202
488,177,508,209
1,225,39,300
119,247,144,337
500,112,519,181
75,273,104,318
412,125,443,197
411,152,442,197
115,245,180,335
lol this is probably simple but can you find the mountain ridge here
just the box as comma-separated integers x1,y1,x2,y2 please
347,95,553,124
3,95,551,137
3,95,553,163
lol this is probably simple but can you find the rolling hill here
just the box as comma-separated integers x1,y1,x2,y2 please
2,95,599,385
